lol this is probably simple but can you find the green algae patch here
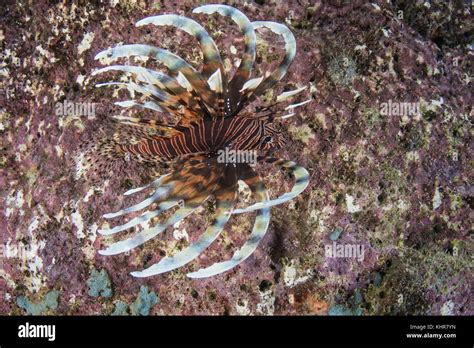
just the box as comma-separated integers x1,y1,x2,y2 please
111,300,129,316
16,290,60,315
130,286,159,316
87,268,112,298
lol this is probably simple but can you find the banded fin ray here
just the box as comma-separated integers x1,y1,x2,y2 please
99,195,208,256
187,172,270,278
131,181,237,277
193,4,256,113
103,186,171,219
99,201,179,236
92,65,182,92
231,158,309,214
250,21,296,98
95,44,214,105
136,15,224,80
95,82,177,107
123,174,171,196
115,100,164,113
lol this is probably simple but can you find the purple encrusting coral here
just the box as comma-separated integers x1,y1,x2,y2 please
1,0,472,315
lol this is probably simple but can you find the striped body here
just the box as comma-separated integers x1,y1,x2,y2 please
120,116,278,160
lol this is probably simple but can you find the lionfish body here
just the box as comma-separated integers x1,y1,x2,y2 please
87,5,310,278
117,116,281,161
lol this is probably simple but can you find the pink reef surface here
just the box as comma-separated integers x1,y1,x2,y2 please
1,0,472,315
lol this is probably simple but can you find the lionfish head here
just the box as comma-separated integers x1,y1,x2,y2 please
258,123,286,152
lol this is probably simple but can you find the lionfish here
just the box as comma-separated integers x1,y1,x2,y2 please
87,4,310,278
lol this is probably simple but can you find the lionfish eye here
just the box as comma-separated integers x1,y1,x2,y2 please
262,136,273,144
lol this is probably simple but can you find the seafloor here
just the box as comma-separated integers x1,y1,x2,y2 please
0,0,472,315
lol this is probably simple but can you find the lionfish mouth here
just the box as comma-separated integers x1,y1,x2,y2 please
87,4,311,278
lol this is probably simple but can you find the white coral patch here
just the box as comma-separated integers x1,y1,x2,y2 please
172,220,189,242
440,300,454,315
256,288,275,315
432,186,442,210
235,299,251,315
78,32,95,55
76,74,85,86
0,270,16,289
71,210,85,239
237,180,252,205
55,145,63,158
82,223,98,260
282,259,314,288
5,189,25,217
345,194,362,213
18,214,50,292
35,45,58,63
